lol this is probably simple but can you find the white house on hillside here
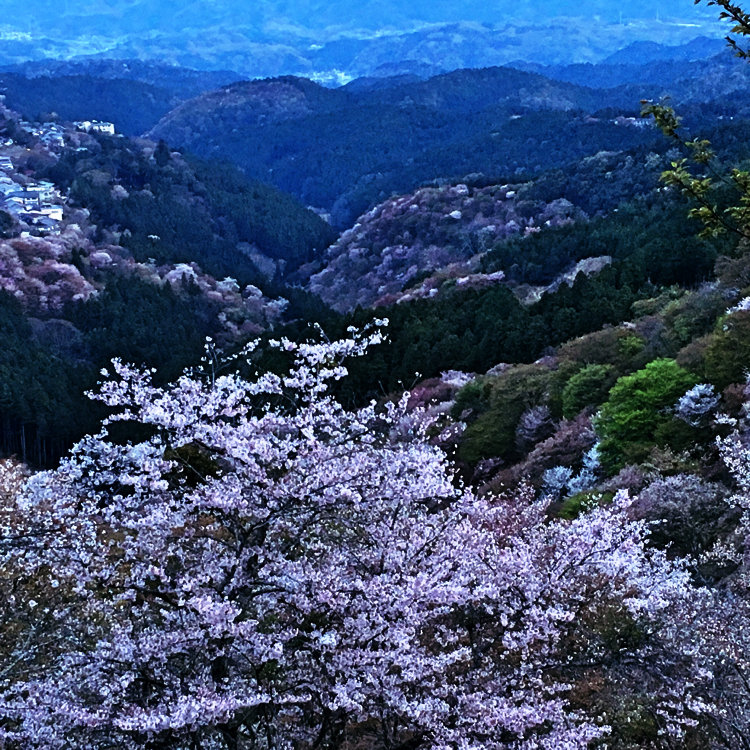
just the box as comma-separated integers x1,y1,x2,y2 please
75,120,116,136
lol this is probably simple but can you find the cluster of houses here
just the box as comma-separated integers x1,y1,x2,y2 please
18,121,67,151
0,100,120,237
0,154,64,234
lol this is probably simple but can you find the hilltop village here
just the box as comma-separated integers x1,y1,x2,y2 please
0,100,116,237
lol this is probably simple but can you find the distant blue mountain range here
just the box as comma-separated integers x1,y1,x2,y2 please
0,0,728,77
0,0,721,34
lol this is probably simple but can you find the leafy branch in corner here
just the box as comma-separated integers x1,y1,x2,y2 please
640,0,750,242
641,99,750,242
697,0,750,58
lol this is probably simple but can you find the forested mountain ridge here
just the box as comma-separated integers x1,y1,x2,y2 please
519,49,750,108
148,67,663,226
148,76,348,142
2,49,746,230
0,58,242,98
144,54,750,227
515,45,728,89
0,0,717,33
0,61,243,137
147,67,608,140
46,129,337,279
0,74,180,136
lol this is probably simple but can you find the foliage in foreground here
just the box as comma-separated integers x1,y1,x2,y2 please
0,332,715,749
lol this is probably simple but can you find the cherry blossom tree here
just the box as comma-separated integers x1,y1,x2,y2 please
0,331,713,749
653,433,750,749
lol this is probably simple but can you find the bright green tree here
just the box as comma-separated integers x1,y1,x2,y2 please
595,358,697,473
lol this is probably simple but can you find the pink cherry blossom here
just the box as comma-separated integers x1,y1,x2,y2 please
0,330,712,749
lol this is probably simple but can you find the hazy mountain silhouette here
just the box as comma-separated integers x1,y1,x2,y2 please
0,0,725,76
